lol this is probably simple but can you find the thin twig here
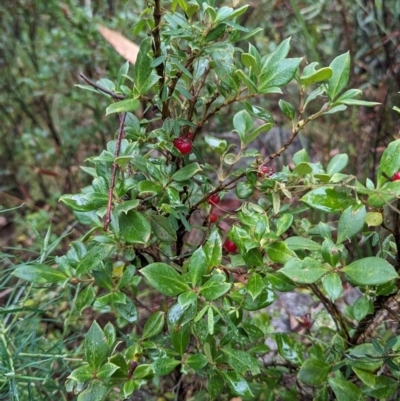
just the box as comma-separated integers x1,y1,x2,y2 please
79,73,125,100
104,113,127,231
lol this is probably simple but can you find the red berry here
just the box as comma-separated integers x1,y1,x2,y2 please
207,193,220,205
392,171,400,181
258,166,275,178
209,213,218,223
173,137,193,155
224,239,237,253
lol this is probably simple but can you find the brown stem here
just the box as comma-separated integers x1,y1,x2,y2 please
79,73,125,100
104,113,127,231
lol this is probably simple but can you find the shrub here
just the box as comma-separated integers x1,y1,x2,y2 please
11,1,400,400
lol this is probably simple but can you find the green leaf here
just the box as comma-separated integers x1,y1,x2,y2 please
280,257,330,284
247,272,264,300
348,343,382,372
142,311,165,340
205,135,227,154
321,238,340,266
235,181,254,199
13,264,68,284
60,192,108,212
134,37,153,94
241,53,258,73
266,241,298,264
141,263,190,296
132,364,154,380
119,210,151,245
360,375,397,399
68,365,93,383
77,380,108,401
243,122,273,145
276,333,304,365
377,140,400,187
106,99,139,115
114,200,140,215
293,162,313,175
220,371,253,397
327,154,349,174
172,162,202,181
208,373,224,400
212,50,239,90
328,378,365,401
77,244,115,275
352,295,373,321
301,67,333,86
85,321,109,370
260,37,291,73
188,247,207,287
200,274,231,301
352,367,376,388
368,181,400,207
205,23,226,42
170,324,190,355
293,149,309,165
275,214,293,236
301,186,355,213
152,358,180,376
284,236,321,252
137,181,163,195
364,211,383,227
336,204,366,244
149,215,177,243
326,52,350,101
185,354,208,370
259,58,302,90
298,359,330,386
233,110,253,144
322,273,342,302
222,347,260,375
337,99,380,107
116,298,138,323
76,285,96,312
279,99,295,121
342,257,398,286
204,230,222,270
97,362,120,380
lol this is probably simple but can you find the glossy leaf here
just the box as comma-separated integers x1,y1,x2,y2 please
116,298,138,323
204,230,222,270
170,324,190,355
233,110,253,144
106,99,139,115
342,257,398,286
301,67,332,86
321,238,340,266
149,215,177,243
377,139,400,187
322,273,342,302
222,347,260,375
284,236,321,252
152,358,180,376
13,264,68,284
336,204,366,244
77,380,108,401
188,246,207,287
360,375,397,399
266,241,297,264
141,263,190,296
220,371,253,397
279,99,295,121
76,244,115,275
364,211,383,227
172,162,202,181
280,257,330,284
185,354,208,370
327,153,349,174
352,295,373,321
236,181,254,199
301,186,355,213
368,181,400,207
60,192,108,212
276,333,304,365
141,311,165,340
134,37,153,94
259,58,302,90
328,378,365,401
119,210,151,245
298,359,330,386
326,52,350,101
85,321,109,370
247,272,264,300
97,362,120,380
68,365,93,383
200,274,231,301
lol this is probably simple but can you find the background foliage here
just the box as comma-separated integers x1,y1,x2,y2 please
1,0,400,400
